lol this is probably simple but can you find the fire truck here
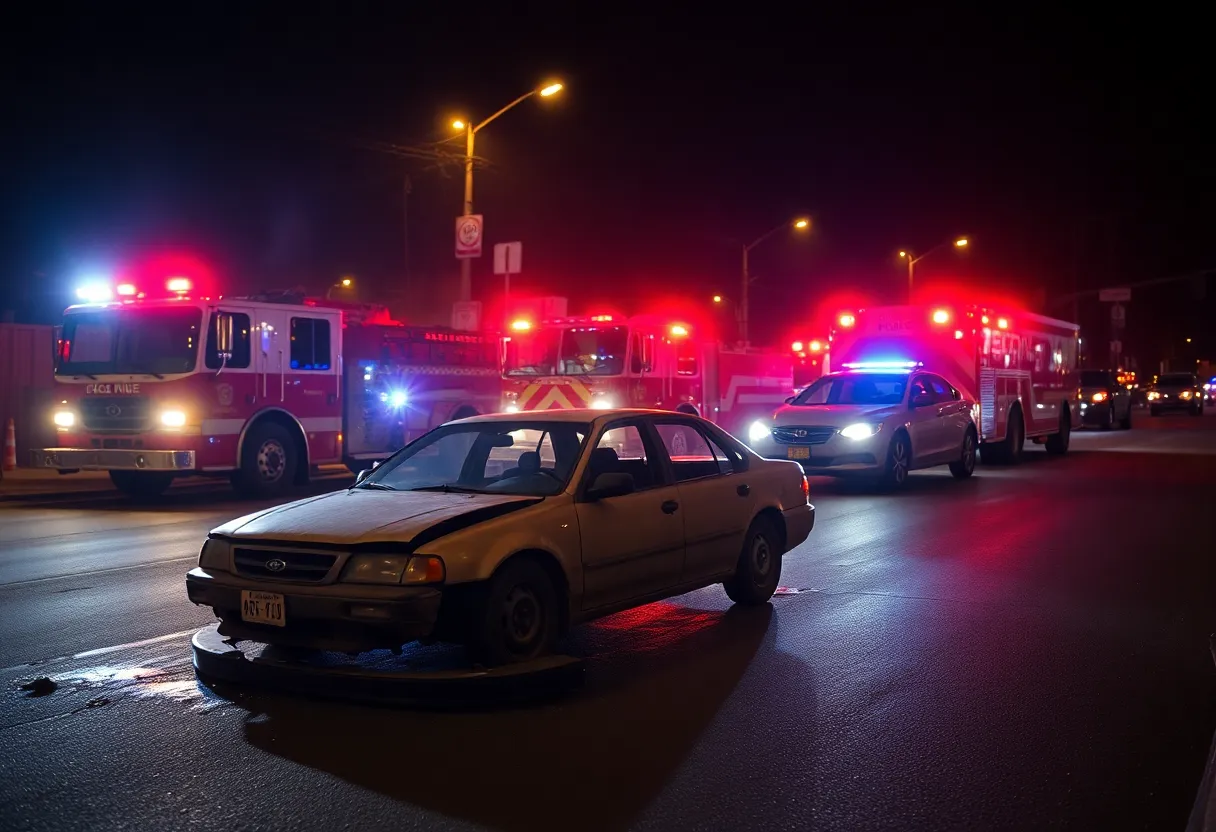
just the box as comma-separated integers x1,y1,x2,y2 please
828,303,1081,462
500,312,794,440
33,278,501,497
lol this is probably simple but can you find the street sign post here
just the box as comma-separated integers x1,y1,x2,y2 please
1111,303,1126,326
494,242,522,326
455,215,484,259
1099,287,1131,303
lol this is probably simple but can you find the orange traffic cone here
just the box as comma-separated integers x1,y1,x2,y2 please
3,418,16,471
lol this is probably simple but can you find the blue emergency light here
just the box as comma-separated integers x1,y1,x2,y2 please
841,360,922,371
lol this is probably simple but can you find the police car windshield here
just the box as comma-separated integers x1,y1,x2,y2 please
794,373,908,406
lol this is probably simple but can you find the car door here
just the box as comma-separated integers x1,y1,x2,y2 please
906,374,943,463
574,418,686,610
651,418,755,583
927,374,969,459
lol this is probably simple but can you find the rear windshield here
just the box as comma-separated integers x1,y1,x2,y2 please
1158,373,1195,386
1079,370,1111,387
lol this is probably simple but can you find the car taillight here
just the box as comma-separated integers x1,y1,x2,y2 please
800,475,809,502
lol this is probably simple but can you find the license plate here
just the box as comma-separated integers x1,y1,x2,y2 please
787,447,811,460
240,590,286,627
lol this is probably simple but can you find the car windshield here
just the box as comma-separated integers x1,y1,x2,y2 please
1158,373,1195,386
793,372,908,405
1080,370,1111,386
361,420,591,496
58,307,202,376
504,325,629,376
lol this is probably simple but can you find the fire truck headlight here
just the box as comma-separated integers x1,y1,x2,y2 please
748,420,770,443
840,422,880,441
53,410,75,428
504,403,521,413
160,409,187,428
591,397,615,410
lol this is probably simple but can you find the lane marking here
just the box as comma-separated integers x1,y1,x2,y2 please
3,628,198,674
0,555,196,589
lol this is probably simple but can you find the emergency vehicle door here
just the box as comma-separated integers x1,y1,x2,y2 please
253,309,289,404
925,374,969,460
204,307,258,414
907,374,947,462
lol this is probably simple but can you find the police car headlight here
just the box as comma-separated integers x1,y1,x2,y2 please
160,409,187,428
840,422,880,440
198,537,230,569
748,420,770,443
53,410,75,428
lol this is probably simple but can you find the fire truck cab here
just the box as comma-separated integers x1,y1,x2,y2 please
500,313,794,440
34,280,500,497
829,303,1081,463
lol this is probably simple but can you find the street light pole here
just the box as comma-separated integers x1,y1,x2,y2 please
899,237,968,302
739,218,810,348
454,82,563,303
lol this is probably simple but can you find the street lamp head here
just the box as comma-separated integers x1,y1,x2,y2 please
899,250,908,258
794,218,810,229
712,294,723,304
955,237,969,247
451,119,466,130
539,82,564,97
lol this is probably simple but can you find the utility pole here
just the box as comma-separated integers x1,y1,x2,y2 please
459,123,475,302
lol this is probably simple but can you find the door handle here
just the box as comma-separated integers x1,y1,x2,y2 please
661,500,679,514
736,483,750,496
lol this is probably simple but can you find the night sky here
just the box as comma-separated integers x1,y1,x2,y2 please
2,6,1211,369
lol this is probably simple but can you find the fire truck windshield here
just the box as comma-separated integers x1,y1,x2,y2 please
794,372,909,406
57,307,203,377
504,325,629,376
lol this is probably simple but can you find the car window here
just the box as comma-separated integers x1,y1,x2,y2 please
926,376,953,402
587,422,661,490
654,422,732,481
909,376,932,403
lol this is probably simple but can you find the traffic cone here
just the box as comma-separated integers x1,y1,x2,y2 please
3,419,16,471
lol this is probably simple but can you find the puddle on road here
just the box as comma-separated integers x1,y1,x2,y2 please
15,659,230,715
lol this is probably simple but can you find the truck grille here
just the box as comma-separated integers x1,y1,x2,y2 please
772,426,836,445
80,396,152,433
233,548,338,582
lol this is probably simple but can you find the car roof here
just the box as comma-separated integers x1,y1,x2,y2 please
455,408,699,424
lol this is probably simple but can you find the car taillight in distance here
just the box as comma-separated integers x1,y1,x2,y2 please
800,475,809,502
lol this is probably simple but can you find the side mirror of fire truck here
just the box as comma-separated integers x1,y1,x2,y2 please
216,312,235,364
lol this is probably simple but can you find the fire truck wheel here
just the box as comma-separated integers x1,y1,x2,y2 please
982,407,1025,465
234,422,298,497
724,516,782,605
1045,411,1071,455
879,432,912,490
949,428,978,478
468,557,560,666
108,470,174,499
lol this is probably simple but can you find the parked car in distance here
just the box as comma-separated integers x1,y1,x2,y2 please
1079,368,1133,430
186,409,815,665
1147,372,1205,417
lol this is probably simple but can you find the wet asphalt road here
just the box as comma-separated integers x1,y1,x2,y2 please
2,412,1215,831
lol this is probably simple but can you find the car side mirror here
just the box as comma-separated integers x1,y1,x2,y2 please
911,392,935,409
355,468,372,484
586,472,635,500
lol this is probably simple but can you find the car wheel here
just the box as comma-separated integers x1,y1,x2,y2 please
233,422,298,498
1045,410,1071,455
949,428,977,478
108,470,174,499
470,558,559,666
1101,404,1114,431
724,517,783,605
880,431,912,490
1120,403,1133,430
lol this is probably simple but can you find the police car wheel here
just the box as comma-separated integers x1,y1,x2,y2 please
880,432,911,490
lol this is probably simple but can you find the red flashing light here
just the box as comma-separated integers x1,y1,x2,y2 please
791,340,804,353
167,277,192,293
116,283,137,296
838,313,856,328
932,308,950,325
997,317,1009,330
809,339,822,352
590,314,614,322
670,324,689,337
954,329,964,340
981,314,990,325
510,319,532,332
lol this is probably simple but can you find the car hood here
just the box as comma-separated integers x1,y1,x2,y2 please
210,489,541,547
774,403,902,425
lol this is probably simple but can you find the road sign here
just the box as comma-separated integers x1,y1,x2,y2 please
1099,287,1131,302
1110,303,1126,326
455,215,484,259
494,242,522,275
451,300,482,331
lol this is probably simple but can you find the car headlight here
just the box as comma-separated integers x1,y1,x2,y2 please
840,422,880,440
341,554,445,585
1180,391,1192,400
53,410,75,428
198,537,230,569
1092,391,1108,403
1147,391,1160,400
591,397,615,410
748,420,770,443
504,403,521,413
160,409,187,428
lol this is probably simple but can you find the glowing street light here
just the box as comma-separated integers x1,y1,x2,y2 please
739,217,811,346
326,275,355,299
451,80,565,303
899,237,970,301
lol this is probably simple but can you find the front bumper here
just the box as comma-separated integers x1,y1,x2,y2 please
1149,396,1200,411
753,434,884,475
31,447,196,471
186,567,443,653
1079,401,1113,425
